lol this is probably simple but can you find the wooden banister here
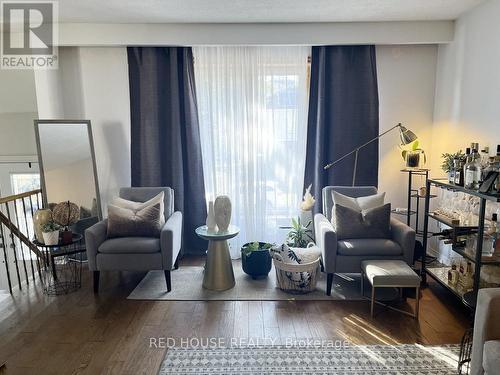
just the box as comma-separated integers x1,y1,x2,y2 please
0,189,42,204
0,210,44,259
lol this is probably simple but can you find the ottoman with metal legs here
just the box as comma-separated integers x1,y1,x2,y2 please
361,260,421,319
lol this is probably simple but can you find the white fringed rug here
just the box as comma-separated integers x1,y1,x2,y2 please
158,344,460,375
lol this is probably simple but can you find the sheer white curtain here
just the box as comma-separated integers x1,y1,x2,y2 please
193,46,310,258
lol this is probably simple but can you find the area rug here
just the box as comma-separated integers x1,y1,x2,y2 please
128,261,399,301
158,344,460,374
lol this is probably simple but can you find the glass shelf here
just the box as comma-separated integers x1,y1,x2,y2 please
429,178,500,202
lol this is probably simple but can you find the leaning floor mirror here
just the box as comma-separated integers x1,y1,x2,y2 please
34,120,102,246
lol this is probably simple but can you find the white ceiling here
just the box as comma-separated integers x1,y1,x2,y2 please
58,0,484,23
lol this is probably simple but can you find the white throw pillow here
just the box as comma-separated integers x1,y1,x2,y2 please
112,191,165,225
331,190,385,226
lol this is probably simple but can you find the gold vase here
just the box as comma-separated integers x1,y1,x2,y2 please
33,209,52,244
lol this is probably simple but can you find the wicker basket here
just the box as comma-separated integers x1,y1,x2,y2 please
273,256,320,294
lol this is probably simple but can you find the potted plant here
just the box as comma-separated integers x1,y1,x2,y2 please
287,217,314,248
400,140,426,169
441,150,466,182
41,221,61,246
241,241,273,279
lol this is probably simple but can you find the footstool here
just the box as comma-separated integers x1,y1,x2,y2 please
361,260,421,319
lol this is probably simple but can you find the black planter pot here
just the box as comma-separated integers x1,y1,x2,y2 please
241,242,272,279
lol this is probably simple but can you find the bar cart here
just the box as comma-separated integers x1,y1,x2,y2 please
422,178,500,309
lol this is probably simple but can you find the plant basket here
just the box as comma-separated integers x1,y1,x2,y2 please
273,256,320,294
42,230,60,246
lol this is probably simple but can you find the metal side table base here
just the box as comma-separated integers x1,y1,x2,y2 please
196,224,240,292
203,239,235,291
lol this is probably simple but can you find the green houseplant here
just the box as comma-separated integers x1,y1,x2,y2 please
287,217,314,248
401,140,426,169
441,150,466,173
41,221,61,246
241,241,273,279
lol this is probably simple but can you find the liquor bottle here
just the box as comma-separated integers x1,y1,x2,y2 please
494,145,500,193
480,146,490,170
483,214,497,257
492,213,499,254
448,263,458,285
449,158,456,183
482,156,496,181
454,158,464,186
464,149,482,189
462,147,471,186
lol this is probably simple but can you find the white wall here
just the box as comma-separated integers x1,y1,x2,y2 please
0,69,38,157
431,0,500,174
34,47,131,215
0,113,38,156
376,45,438,214
0,69,37,114
34,48,85,119
78,48,131,214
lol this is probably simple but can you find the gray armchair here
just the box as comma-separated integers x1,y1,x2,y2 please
471,288,500,375
314,186,415,295
85,187,182,293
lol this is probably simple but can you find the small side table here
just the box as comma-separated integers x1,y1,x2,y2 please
33,233,84,295
195,225,239,291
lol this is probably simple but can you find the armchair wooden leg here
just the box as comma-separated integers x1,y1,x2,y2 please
174,256,179,270
164,270,172,292
93,271,100,294
326,273,333,296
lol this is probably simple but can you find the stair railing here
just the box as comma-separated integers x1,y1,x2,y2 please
0,189,44,293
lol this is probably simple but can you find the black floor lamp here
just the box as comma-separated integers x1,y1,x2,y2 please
323,123,418,186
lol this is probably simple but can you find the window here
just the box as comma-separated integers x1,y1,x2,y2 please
194,46,310,257
10,173,40,260
11,173,40,195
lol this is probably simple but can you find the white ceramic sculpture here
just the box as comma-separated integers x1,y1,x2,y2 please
206,201,217,231
214,195,231,232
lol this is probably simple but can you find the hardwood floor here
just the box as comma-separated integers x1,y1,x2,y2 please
0,256,471,375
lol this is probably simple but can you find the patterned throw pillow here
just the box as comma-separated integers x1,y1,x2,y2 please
271,244,320,264
107,203,162,238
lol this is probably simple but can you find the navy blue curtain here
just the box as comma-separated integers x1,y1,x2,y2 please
127,47,207,254
303,45,379,213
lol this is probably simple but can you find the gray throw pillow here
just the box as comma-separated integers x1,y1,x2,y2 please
334,203,391,240
107,203,162,238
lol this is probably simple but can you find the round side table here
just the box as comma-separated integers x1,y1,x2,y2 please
195,225,239,291
33,233,84,295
